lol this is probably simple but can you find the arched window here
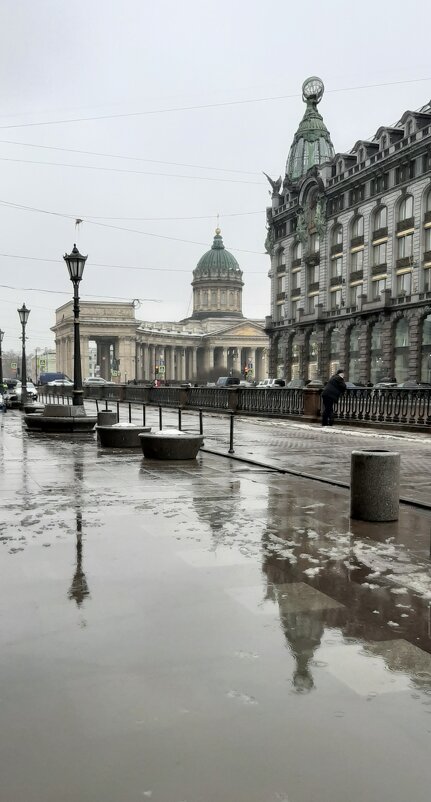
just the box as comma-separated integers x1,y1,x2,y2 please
370,322,384,383
357,147,365,163
421,315,431,381
373,206,387,231
308,332,318,380
352,216,364,239
328,328,340,375
348,327,360,383
406,119,413,137
398,195,414,222
277,249,286,268
381,134,388,150
426,188,431,213
394,319,410,383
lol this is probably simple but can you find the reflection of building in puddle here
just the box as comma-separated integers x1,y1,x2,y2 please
264,552,346,692
192,480,241,542
263,481,431,695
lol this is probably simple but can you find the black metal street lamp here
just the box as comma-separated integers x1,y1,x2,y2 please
17,303,30,407
63,244,87,406
0,329,4,386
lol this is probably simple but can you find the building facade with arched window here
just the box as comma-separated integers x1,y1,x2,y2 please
265,75,431,384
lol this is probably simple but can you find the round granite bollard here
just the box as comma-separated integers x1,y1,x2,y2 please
97,410,117,427
96,425,152,448
139,431,204,460
350,449,400,522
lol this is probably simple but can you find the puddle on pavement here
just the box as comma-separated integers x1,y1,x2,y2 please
1,412,431,802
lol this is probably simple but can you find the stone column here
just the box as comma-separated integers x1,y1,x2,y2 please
358,320,371,385
249,348,256,380
149,345,155,381
191,348,198,381
80,336,89,381
382,317,394,378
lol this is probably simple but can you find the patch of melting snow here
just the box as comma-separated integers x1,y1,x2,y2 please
361,582,380,590
387,621,400,627
303,566,321,577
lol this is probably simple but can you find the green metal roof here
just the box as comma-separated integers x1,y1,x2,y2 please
286,77,335,181
193,229,242,281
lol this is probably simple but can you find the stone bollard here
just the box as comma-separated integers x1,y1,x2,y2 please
350,449,400,522
97,410,117,427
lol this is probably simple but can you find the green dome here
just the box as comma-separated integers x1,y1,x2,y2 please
286,76,335,181
193,229,242,280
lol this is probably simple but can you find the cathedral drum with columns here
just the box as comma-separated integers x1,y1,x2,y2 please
265,76,431,385
53,229,269,384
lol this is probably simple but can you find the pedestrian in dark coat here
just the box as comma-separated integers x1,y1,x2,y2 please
321,369,346,426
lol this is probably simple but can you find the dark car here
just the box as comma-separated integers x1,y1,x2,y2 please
215,376,240,387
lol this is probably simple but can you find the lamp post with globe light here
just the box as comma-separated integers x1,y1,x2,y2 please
17,304,30,407
63,244,87,406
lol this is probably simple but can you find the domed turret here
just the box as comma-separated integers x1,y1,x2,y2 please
191,228,243,319
286,76,335,182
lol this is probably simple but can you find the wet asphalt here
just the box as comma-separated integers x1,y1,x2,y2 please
1,408,431,802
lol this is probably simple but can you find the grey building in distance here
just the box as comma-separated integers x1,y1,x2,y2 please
264,76,431,384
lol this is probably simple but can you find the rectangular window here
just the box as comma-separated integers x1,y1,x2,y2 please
330,289,342,309
350,284,363,306
372,242,387,266
330,256,343,279
351,250,364,271
398,234,413,259
308,264,319,284
291,300,298,319
291,270,300,290
309,233,319,253
352,217,364,238
372,278,386,299
396,272,412,295
307,294,318,314
425,228,431,251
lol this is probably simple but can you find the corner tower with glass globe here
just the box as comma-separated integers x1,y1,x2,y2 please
264,75,431,385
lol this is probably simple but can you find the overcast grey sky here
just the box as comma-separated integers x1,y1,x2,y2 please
0,0,430,354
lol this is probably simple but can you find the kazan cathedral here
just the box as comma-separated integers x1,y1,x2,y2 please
264,76,431,384
54,228,268,383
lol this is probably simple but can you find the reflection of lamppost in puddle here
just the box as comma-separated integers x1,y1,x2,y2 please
68,459,90,615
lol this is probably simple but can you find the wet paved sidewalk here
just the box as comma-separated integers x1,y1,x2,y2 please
1,410,431,802
199,413,431,506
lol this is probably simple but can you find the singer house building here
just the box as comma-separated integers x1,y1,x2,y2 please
264,76,431,385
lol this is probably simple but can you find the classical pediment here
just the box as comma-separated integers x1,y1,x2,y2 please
203,320,266,339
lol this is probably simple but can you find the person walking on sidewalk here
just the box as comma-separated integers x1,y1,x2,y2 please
321,369,346,426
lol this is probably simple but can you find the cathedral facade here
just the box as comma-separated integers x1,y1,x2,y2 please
53,229,269,383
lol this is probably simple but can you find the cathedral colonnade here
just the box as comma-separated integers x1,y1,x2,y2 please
136,342,268,382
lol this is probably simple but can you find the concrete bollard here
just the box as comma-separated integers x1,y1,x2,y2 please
350,449,400,522
97,410,117,427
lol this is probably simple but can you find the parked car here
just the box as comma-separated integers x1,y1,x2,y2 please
83,377,115,386
47,379,74,387
215,376,240,387
257,378,285,388
4,381,38,407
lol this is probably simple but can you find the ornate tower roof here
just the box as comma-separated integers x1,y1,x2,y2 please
191,229,243,319
286,77,335,182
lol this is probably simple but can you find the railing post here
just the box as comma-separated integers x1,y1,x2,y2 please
228,413,235,454
143,404,146,426
128,402,132,423
178,408,182,430
116,401,120,422
159,406,163,430
105,400,108,411
199,409,203,435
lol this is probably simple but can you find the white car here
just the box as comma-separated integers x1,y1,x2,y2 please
5,381,38,407
83,377,115,386
47,379,74,387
